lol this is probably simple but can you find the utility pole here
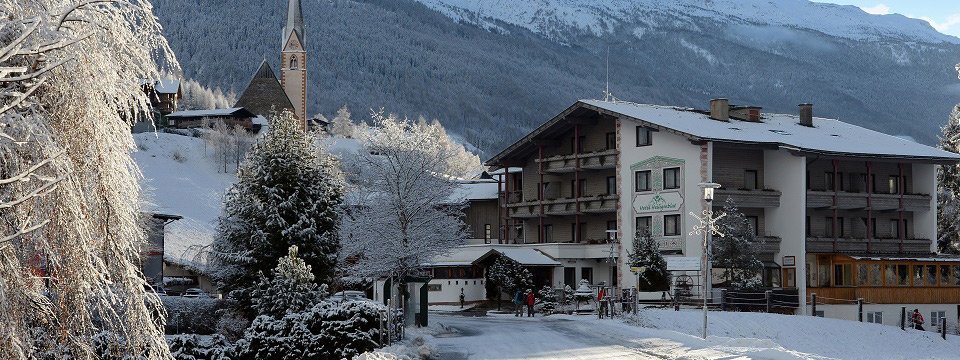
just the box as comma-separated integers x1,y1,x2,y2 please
689,182,724,340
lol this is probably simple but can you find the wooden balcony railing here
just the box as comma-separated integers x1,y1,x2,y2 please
714,189,781,208
806,191,931,211
806,237,932,255
535,149,618,173
505,195,618,218
809,287,960,304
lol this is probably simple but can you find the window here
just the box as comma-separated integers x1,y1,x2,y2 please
663,167,681,189
636,126,651,146
635,171,651,192
890,219,900,239
636,216,652,234
861,218,876,238
543,224,553,243
606,221,617,240
581,268,593,284
857,264,869,286
940,265,951,286
869,264,881,286
913,265,925,286
932,311,946,328
564,267,576,287
866,311,883,324
570,223,585,243
814,311,825,317
428,284,442,292
783,268,795,288
825,172,843,191
606,176,617,195
747,216,759,236
571,136,585,153
664,215,681,236
744,170,759,190
826,217,844,238
290,56,298,68
897,264,908,286
834,264,853,286
885,264,897,286
484,224,492,244
606,132,616,150
888,176,900,194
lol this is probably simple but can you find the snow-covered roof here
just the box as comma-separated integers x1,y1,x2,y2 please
448,180,499,202
849,255,960,263
154,79,181,94
167,107,254,119
425,245,561,267
487,100,960,166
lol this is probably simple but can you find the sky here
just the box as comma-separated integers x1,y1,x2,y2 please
815,1,960,37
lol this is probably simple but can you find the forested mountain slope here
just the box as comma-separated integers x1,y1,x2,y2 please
153,0,960,155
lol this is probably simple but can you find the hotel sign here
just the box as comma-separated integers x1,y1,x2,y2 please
633,191,684,214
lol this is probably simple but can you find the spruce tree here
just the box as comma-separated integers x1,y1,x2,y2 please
485,256,533,309
250,246,327,318
627,228,670,291
713,198,764,289
211,110,344,316
938,105,960,254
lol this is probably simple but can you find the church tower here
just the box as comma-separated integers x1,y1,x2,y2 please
280,0,307,127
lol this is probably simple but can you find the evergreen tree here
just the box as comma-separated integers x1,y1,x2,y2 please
330,105,354,138
938,105,960,254
537,285,558,315
211,110,344,316
250,246,328,318
713,198,764,289
485,256,533,310
627,228,670,291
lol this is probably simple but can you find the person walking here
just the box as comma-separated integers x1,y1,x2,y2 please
598,287,607,319
525,289,535,317
513,289,524,317
912,309,925,331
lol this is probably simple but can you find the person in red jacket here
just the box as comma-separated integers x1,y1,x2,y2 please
525,289,535,317
912,309,925,331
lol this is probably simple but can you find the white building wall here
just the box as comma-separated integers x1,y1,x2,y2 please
427,278,487,304
811,303,959,330
618,118,708,294
764,149,807,314
913,163,937,252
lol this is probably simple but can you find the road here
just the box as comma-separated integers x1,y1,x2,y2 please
428,313,669,360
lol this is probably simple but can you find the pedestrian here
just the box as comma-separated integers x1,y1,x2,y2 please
513,289,524,317
598,287,607,319
459,288,465,309
912,309,925,331
526,289,535,317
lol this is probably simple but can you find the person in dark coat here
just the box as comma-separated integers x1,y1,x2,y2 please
525,289,535,317
912,309,925,331
513,289,524,317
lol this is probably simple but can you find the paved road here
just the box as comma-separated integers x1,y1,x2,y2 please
429,313,668,360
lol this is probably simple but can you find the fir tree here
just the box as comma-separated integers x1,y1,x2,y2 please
627,228,670,291
713,198,764,289
938,105,960,254
485,256,533,310
250,246,328,318
537,285,558,315
211,110,345,316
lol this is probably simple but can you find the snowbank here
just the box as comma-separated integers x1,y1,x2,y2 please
133,132,237,267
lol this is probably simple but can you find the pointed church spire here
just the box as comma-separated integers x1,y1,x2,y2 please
282,0,304,48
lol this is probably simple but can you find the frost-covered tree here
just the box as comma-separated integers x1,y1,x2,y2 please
627,228,670,291
537,285,558,315
0,1,176,358
179,78,234,110
330,105,354,138
713,198,764,289
416,118,484,178
339,110,467,312
484,256,532,310
938,105,960,254
211,110,344,316
251,246,327,318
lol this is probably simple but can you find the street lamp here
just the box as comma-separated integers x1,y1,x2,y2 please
689,182,724,339
605,229,619,306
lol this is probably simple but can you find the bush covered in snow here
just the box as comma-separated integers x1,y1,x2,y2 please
162,297,227,335
536,286,558,315
233,300,385,359
167,334,231,360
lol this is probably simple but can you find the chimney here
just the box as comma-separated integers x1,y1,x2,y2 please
709,98,729,121
798,103,813,127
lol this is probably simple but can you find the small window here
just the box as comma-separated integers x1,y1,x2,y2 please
932,311,946,328
606,176,617,195
826,217,844,238
805,216,811,237
635,170,651,192
664,215,681,236
636,126,651,146
897,264,908,286
890,219,900,239
888,176,900,194
484,224,492,244
747,216,759,236
869,264,881,286
866,311,883,324
744,170,758,190
784,268,796,288
834,264,853,287
543,224,553,243
663,167,681,189
290,56,298,68
428,284,442,292
636,216,652,234
570,179,586,197
814,310,825,317
606,132,616,150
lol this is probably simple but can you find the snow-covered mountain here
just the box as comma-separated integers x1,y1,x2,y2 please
416,0,958,44
152,0,960,154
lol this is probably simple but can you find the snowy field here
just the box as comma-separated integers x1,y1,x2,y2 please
386,310,960,359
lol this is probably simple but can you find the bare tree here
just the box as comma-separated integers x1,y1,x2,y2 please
0,1,176,358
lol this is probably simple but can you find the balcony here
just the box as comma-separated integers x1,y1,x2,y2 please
714,189,781,208
806,191,931,211
755,236,782,261
535,149,618,173
806,237,932,255
505,195,618,218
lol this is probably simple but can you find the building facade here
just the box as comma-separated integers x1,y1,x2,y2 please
477,98,960,327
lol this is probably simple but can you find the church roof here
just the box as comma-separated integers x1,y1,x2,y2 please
282,0,305,48
234,61,295,119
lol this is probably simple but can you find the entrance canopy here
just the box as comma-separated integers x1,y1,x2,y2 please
425,246,561,267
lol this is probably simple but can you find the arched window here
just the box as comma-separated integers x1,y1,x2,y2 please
289,56,298,69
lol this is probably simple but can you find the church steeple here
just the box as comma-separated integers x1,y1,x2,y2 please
280,0,307,128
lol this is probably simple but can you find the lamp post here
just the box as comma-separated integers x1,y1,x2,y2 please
605,229,619,308
689,182,724,339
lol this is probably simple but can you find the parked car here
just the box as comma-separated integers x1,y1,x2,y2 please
331,290,370,303
181,288,209,298
144,284,167,296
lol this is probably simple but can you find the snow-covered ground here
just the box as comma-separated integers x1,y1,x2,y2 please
395,310,960,359
133,132,236,266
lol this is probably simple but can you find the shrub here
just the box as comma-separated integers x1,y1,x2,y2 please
172,149,187,163
168,334,231,360
162,296,227,335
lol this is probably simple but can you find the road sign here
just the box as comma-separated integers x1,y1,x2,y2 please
667,256,700,271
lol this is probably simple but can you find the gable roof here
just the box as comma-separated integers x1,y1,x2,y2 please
234,61,295,118
486,100,960,167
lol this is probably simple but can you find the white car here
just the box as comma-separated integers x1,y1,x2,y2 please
181,288,209,298
331,290,370,302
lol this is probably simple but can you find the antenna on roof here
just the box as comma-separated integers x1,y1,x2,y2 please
602,46,618,102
